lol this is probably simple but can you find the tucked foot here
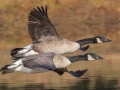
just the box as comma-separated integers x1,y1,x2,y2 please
11,48,24,56
80,45,89,51
53,68,68,75
11,48,30,60
0,64,14,74
68,69,88,77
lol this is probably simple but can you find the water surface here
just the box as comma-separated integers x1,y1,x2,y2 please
0,54,120,90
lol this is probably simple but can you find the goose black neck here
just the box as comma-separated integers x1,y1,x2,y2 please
67,55,87,63
76,38,94,46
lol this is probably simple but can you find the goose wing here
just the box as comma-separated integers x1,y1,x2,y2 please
22,53,56,70
28,6,59,43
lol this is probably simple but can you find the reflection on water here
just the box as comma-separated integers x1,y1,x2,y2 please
0,76,120,90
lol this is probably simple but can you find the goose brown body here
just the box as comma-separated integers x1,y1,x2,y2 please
33,38,80,54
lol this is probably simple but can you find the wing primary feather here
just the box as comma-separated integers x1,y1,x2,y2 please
45,5,48,17
29,11,38,19
41,6,46,15
32,8,42,16
29,10,43,21
31,10,40,16
37,6,43,14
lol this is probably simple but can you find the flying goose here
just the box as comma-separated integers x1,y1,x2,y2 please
11,6,111,59
0,52,103,77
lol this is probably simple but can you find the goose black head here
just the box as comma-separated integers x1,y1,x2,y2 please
84,53,103,61
93,36,111,43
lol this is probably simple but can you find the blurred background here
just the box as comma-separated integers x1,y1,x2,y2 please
0,0,120,90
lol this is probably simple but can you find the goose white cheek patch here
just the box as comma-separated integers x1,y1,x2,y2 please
96,38,102,43
87,55,95,61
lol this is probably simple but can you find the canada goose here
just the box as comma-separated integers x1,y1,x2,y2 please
11,6,111,59
0,52,103,77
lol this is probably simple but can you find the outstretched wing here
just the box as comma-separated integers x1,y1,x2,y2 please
28,6,59,42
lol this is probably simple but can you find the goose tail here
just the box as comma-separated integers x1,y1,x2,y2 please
0,65,14,74
11,44,32,59
80,45,89,51
10,48,29,59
